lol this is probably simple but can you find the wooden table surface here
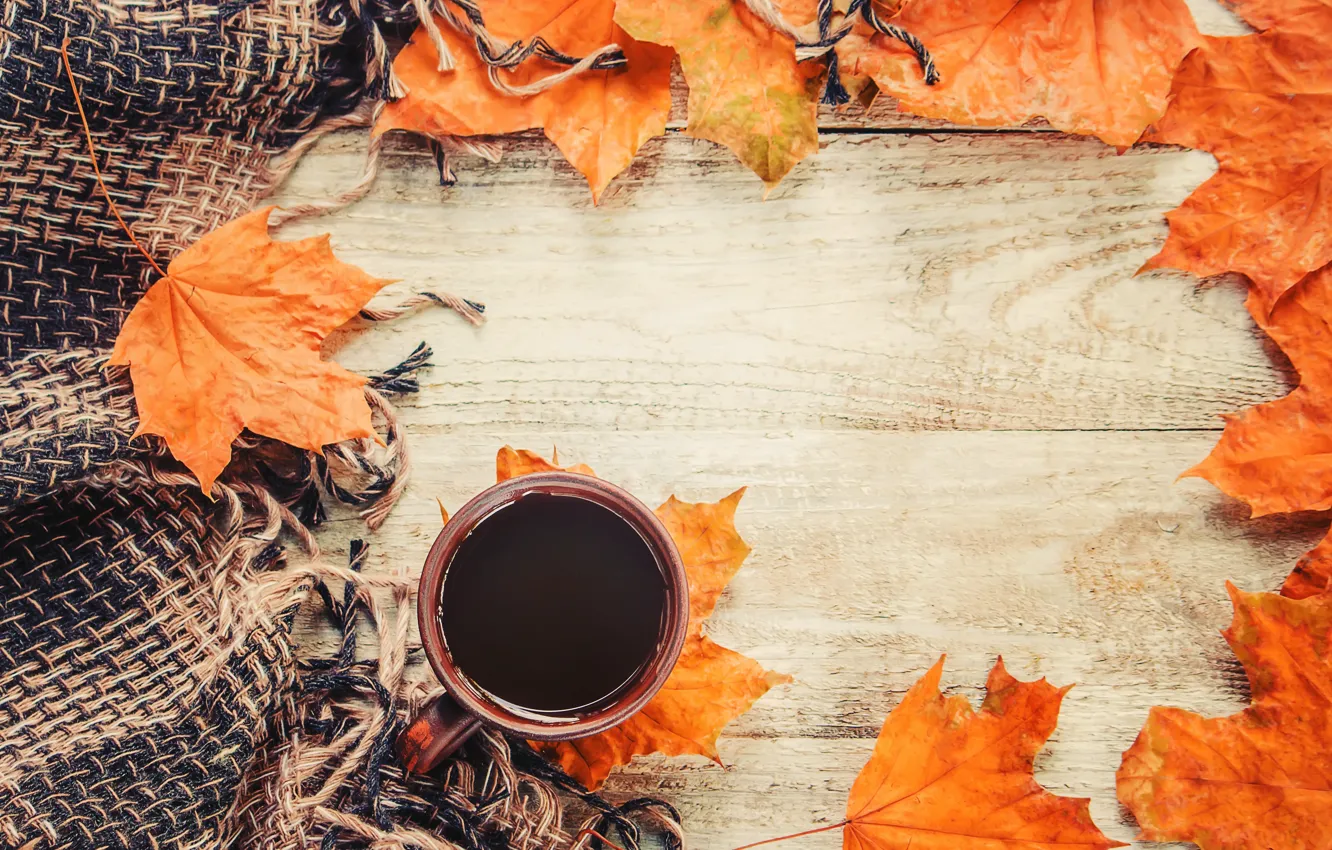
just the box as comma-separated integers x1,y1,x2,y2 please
272,4,1308,846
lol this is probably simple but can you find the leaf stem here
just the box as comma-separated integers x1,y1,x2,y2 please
732,820,848,850
59,37,167,278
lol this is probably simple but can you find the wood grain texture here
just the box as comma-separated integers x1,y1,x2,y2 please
272,2,1302,846
302,431,1318,849
289,132,1287,432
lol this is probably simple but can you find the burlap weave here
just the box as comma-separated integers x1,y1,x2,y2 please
1,2,376,845
0,468,303,848
0,3,683,849
0,0,366,499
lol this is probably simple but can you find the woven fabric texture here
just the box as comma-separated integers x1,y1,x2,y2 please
0,0,364,358
0,4,685,850
0,473,304,849
0,0,370,506
0,352,139,505
0,2,370,848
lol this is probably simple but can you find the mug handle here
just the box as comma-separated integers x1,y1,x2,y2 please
399,693,483,774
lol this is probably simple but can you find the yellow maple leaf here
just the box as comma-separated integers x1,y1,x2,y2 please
615,0,823,191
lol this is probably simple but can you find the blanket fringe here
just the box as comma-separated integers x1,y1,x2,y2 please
237,539,686,850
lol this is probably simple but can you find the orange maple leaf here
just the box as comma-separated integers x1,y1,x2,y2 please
377,1,672,202
843,657,1124,850
615,0,823,191
1218,0,1331,37
495,447,788,790
108,207,390,493
1184,268,1332,597
1179,198,1332,607
1117,583,1332,848
1285,537,1332,601
1185,269,1332,518
836,0,1200,147
496,445,596,479
1142,4,1332,309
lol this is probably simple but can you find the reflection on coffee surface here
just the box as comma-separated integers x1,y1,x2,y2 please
439,493,667,715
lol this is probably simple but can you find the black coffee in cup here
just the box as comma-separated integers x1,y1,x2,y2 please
438,494,668,716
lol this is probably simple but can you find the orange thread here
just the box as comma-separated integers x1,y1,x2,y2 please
730,821,848,850
572,828,630,850
59,37,166,278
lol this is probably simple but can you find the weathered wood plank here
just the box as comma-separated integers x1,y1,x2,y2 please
305,430,1316,849
277,131,1286,433
279,5,1285,846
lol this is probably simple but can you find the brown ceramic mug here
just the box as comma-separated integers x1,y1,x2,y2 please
400,472,689,774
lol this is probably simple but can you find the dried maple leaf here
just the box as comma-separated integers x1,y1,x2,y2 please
844,657,1125,850
1117,582,1332,848
1285,536,1332,601
1142,5,1332,309
1183,258,1332,601
836,0,1200,147
495,448,788,789
496,445,595,479
108,207,390,493
1220,0,1331,35
615,0,823,191
377,2,672,202
1184,268,1332,519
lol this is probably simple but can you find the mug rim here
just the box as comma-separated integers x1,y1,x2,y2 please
417,471,689,741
